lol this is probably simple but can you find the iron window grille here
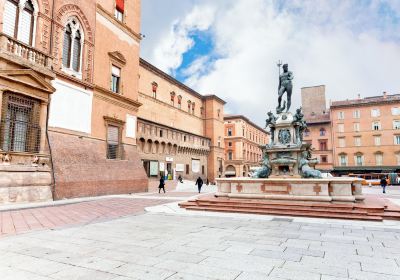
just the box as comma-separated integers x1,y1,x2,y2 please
107,124,123,159
1,92,41,153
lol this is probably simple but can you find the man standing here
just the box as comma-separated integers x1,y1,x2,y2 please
195,177,204,193
159,176,166,193
380,176,388,194
277,63,294,113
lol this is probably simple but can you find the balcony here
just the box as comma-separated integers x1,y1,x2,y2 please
0,33,53,75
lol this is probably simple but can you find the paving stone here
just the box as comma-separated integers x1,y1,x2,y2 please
50,266,119,280
284,246,325,257
250,248,302,261
349,268,400,280
199,256,274,274
155,259,241,280
270,267,321,280
158,251,207,264
111,263,176,280
283,261,348,278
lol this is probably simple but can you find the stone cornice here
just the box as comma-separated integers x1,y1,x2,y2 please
95,86,142,111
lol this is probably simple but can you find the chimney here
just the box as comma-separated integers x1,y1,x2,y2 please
383,91,387,99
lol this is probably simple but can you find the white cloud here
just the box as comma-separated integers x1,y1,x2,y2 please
141,0,400,126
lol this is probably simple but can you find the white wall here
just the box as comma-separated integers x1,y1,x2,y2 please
126,114,137,139
49,79,93,133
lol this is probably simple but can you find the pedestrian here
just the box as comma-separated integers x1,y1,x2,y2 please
195,177,204,193
206,178,209,186
380,176,387,194
178,174,183,183
159,176,166,193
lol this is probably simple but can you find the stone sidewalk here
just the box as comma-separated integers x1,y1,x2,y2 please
0,197,174,237
1,211,400,280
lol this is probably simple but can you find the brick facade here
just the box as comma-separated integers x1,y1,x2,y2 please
224,115,269,177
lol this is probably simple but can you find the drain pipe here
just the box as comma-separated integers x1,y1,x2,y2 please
46,96,56,200
47,0,57,199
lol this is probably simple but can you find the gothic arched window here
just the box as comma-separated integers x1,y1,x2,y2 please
62,18,84,78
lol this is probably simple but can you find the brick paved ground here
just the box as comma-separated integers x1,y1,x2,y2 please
0,198,173,238
0,211,400,279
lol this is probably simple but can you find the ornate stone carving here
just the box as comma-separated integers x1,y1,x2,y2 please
278,129,291,145
1,154,12,165
32,155,40,166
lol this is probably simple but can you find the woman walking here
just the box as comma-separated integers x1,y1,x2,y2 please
159,176,166,193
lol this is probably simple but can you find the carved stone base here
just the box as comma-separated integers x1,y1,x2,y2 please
216,177,364,202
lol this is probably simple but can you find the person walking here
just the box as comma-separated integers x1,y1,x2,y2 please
159,176,166,193
178,175,183,183
380,176,388,194
195,177,204,193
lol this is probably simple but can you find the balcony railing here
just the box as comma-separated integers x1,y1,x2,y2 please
0,33,52,70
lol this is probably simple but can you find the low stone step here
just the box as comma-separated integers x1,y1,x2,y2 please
194,201,372,215
184,206,383,221
197,197,358,208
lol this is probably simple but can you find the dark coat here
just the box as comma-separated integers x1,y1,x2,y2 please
195,178,203,187
380,178,387,187
159,178,165,188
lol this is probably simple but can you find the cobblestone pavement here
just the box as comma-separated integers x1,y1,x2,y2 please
1,210,400,279
0,198,174,238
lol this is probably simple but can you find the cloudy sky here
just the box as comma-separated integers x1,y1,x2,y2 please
140,0,400,126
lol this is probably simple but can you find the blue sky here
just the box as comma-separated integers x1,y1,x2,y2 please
141,0,400,126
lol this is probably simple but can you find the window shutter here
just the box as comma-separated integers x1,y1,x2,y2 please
107,126,119,144
72,32,81,71
3,1,17,37
62,26,72,67
19,9,33,45
116,0,125,12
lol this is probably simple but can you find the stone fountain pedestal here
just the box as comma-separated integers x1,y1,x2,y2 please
215,177,364,202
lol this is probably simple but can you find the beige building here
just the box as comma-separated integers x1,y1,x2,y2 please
0,0,148,203
224,115,269,177
137,58,226,183
331,92,400,174
301,86,334,171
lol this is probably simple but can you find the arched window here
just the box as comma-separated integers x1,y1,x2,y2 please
3,0,37,46
320,127,326,136
62,24,72,67
304,129,310,137
62,18,83,77
72,30,81,72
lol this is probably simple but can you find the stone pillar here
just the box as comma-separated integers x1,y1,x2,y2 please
39,101,48,154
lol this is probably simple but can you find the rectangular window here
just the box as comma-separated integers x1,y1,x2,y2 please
353,123,360,132
393,120,400,130
356,155,363,166
111,65,121,93
0,93,41,153
228,142,232,147
320,155,327,163
319,141,327,151
392,107,400,116
107,125,120,159
3,0,18,38
114,0,124,21
339,138,345,148
186,164,189,175
395,135,400,145
374,136,381,146
372,122,381,131
340,155,347,166
202,165,205,175
375,154,383,166
228,128,232,136
371,108,380,117
338,124,344,133
338,111,345,120
228,152,233,160
353,110,360,119
354,137,361,147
